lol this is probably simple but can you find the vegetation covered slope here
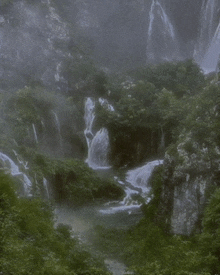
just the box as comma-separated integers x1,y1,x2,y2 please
87,60,220,274
1,57,220,274
0,172,110,275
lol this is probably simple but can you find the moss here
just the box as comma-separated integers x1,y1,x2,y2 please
141,165,164,222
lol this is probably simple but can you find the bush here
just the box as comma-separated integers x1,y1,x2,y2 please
0,171,110,275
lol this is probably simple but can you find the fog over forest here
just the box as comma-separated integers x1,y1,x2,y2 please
0,0,220,91
1,1,220,275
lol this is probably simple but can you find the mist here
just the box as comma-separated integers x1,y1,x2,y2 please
0,0,220,93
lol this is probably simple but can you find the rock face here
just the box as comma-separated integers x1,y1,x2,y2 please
1,0,220,92
160,133,220,235
171,176,208,235
62,0,220,71
0,0,70,91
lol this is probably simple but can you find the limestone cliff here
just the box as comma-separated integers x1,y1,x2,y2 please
0,0,70,91
159,133,220,235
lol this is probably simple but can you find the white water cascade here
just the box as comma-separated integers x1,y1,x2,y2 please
84,97,112,169
100,160,163,214
43,177,50,199
0,152,32,196
200,21,220,74
87,128,110,169
195,0,220,73
126,159,163,196
32,123,38,144
84,97,95,151
147,0,180,62
13,150,29,170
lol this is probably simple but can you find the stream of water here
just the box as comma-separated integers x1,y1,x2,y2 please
52,98,163,274
0,95,164,274
55,159,163,274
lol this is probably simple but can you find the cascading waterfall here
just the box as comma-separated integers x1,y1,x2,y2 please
147,0,180,63
87,128,110,169
126,160,163,196
98,98,115,112
195,0,220,73
84,97,112,169
84,97,95,150
0,152,32,196
100,160,163,214
43,177,50,199
194,0,217,61
32,123,38,144
13,150,29,170
200,21,220,73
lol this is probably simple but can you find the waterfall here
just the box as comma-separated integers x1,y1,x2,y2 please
195,0,217,61
13,150,29,170
195,0,220,73
84,97,95,150
0,152,32,196
87,128,110,169
126,159,163,196
200,22,220,74
54,62,61,82
43,177,50,199
100,160,163,214
147,0,180,63
99,98,115,111
32,123,38,144
84,97,111,169
52,111,63,150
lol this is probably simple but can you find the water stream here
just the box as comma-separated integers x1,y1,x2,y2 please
0,152,32,196
147,0,180,62
32,123,38,144
55,205,133,274
0,148,162,275
78,97,164,273
55,160,163,274
84,97,112,169
195,0,220,73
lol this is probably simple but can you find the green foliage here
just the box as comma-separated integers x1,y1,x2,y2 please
0,171,110,275
0,85,85,158
4,86,57,147
96,79,162,166
88,225,127,260
198,188,220,273
130,60,205,97
203,188,220,234
122,188,220,275
141,165,164,222
91,217,212,275
94,60,206,167
87,176,220,275
19,149,124,206
183,82,220,147
62,53,107,98
97,60,220,172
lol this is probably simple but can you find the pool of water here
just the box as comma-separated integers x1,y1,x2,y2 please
55,203,142,235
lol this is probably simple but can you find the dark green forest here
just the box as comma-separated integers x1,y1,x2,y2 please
1,58,220,274
0,172,110,275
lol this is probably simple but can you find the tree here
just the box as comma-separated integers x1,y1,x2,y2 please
199,188,220,274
